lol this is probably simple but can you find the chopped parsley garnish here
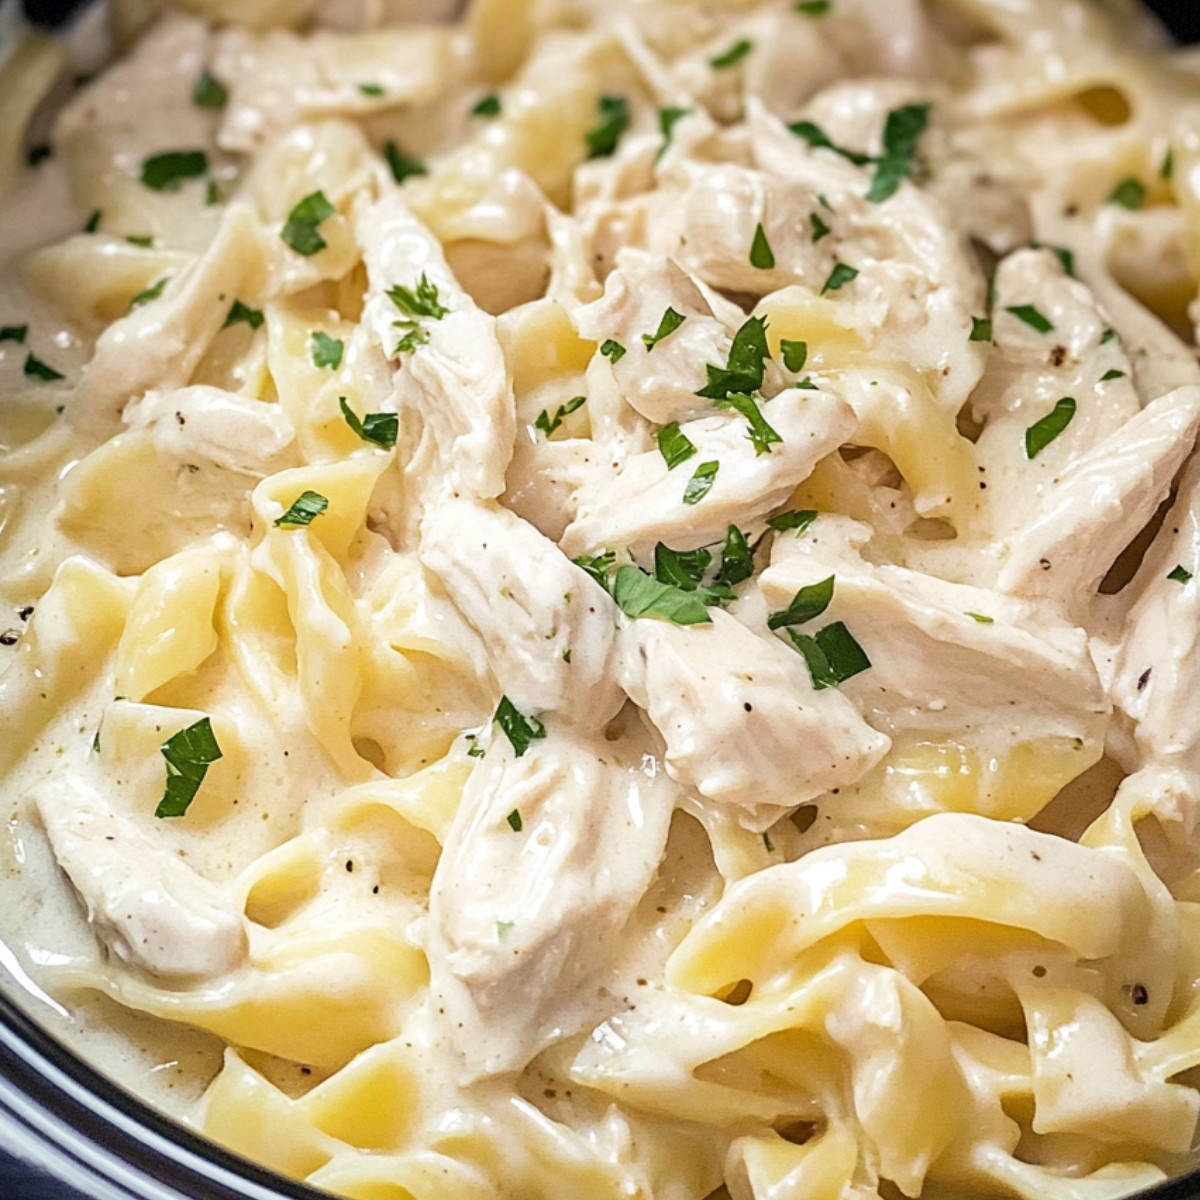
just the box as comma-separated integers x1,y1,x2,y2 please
388,273,448,355
767,575,834,629
585,95,630,160
281,190,336,256
274,490,329,527
573,550,616,588
780,339,808,372
1043,244,1076,277
865,103,930,203
749,222,775,270
795,0,831,12
358,82,385,96
716,524,754,586
384,140,427,183
311,331,344,369
697,315,769,400
788,621,870,689
223,299,264,330
506,808,523,831
1005,304,1053,334
1024,396,1076,459
155,717,223,818
1161,147,1175,181
535,394,586,437
84,209,101,233
793,377,819,390
600,338,626,363
654,544,718,593
683,460,719,505
658,106,690,158
126,235,154,247
494,695,546,757
966,611,994,624
192,69,228,109
658,421,697,469
206,180,220,206
716,392,782,455
1168,565,1193,584
26,144,52,167
140,150,209,191
787,120,871,166
24,354,64,382
810,211,831,242
496,920,514,939
472,93,502,117
768,509,818,535
711,38,752,69
1100,368,1125,382
1100,327,1117,345
612,564,712,625
822,262,859,294
970,316,993,342
643,307,687,351
0,325,28,343
339,397,398,449
1108,177,1146,210
129,277,170,310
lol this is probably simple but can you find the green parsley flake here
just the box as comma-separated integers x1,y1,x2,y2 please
717,392,782,455
585,95,630,160
612,564,712,625
535,395,586,438
1161,147,1175,181
810,211,831,242
140,150,208,191
223,300,264,330
358,82,385,96
1046,244,1076,277
710,38,752,69
506,808,523,832
388,274,448,355
780,339,808,372
966,612,994,624
788,621,871,689
281,190,336,256
573,551,616,589
643,308,687,351
866,103,930,203
684,460,719,505
651,543,737,607
496,920,514,940
788,120,871,165
1005,304,1054,334
192,69,228,109
1168,565,1193,584
0,325,28,344
717,525,755,586
384,140,427,183
339,397,398,449
155,717,223,818
970,316,993,342
1024,396,1076,459
274,490,329,528
767,576,834,630
494,695,546,757
658,421,697,469
600,338,626,363
696,315,770,400
24,354,64,382
472,93,502,117
1100,368,1125,382
795,0,831,12
84,210,101,233
26,144,52,167
822,262,859,295
1100,327,1117,345
749,222,775,270
311,331,344,370
125,235,154,247
129,277,170,310
768,509,818,536
658,106,690,158
1108,177,1146,210
205,180,220,206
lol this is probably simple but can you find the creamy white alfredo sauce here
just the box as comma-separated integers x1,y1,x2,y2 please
3,1,1200,1198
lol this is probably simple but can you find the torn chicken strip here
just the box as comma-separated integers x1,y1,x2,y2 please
67,205,271,439
358,192,515,504
561,388,855,562
36,774,247,982
996,386,1200,611
761,515,1111,758
620,607,889,833
427,728,676,1078
420,498,624,728
573,250,733,427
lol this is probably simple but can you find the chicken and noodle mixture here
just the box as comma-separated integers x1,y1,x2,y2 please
3,0,1200,1197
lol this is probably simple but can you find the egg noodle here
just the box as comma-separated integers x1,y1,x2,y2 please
3,1,1200,1197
